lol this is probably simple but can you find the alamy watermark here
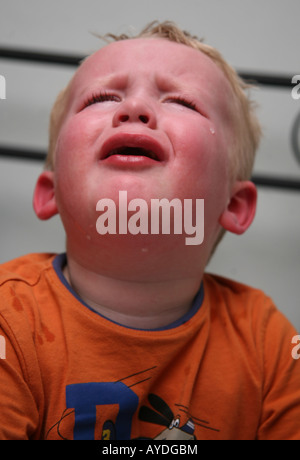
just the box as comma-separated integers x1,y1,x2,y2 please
0,75,6,100
291,335,300,360
0,335,6,359
96,191,204,245
291,75,300,100
0,76,7,360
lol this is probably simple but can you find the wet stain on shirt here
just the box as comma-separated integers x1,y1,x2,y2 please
10,288,23,311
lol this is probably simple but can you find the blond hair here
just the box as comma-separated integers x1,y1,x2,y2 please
46,21,262,180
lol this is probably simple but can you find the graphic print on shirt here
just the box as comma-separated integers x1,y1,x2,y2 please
46,366,219,440
137,393,198,440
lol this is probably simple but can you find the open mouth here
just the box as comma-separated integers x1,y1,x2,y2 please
100,133,166,163
106,146,159,161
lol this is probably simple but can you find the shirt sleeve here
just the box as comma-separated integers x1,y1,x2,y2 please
256,301,300,440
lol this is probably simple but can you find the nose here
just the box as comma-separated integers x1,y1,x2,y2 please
112,98,157,129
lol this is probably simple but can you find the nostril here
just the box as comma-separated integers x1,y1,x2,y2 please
119,114,149,123
139,115,149,124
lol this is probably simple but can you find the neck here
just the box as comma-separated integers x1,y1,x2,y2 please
63,253,203,329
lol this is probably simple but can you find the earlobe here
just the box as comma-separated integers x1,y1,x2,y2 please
33,171,58,220
219,181,257,234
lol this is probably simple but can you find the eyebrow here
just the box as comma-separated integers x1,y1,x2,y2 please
77,70,195,96
100,73,129,89
155,74,186,92
75,70,209,111
96,73,183,91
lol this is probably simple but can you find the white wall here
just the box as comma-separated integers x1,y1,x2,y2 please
0,0,299,331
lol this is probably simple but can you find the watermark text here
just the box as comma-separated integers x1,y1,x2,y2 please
0,75,6,100
96,191,204,245
291,75,300,100
101,443,197,456
291,335,300,360
0,335,6,359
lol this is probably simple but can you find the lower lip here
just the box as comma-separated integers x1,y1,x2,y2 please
103,154,159,168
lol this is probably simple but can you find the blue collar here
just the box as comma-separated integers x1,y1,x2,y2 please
53,253,204,331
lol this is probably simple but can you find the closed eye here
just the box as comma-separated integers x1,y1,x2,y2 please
166,97,197,112
83,91,121,109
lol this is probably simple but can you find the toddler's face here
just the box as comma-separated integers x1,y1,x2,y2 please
52,38,237,252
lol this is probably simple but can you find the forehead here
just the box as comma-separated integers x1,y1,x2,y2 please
69,38,233,100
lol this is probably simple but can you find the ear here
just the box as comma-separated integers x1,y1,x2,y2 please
33,171,58,220
219,181,257,234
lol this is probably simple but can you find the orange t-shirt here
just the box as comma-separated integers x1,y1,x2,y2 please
0,253,299,440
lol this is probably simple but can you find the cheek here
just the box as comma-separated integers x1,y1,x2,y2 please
171,124,229,195
166,121,231,238
55,114,101,163
54,167,98,242
55,116,99,193
54,122,93,220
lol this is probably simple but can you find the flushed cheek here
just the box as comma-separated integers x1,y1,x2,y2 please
54,127,97,223
55,117,100,186
170,143,231,238
173,135,228,197
54,169,99,243
56,114,101,159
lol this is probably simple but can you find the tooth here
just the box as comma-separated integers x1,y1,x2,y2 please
106,146,158,160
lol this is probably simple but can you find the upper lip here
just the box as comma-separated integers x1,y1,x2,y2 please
100,133,166,162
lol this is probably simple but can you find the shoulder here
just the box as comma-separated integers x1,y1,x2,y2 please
203,272,297,338
203,271,275,310
0,253,58,334
203,272,267,299
0,254,63,375
0,253,57,287
203,274,300,440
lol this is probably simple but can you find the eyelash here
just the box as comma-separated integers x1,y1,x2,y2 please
83,91,120,108
167,97,197,111
82,92,197,112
